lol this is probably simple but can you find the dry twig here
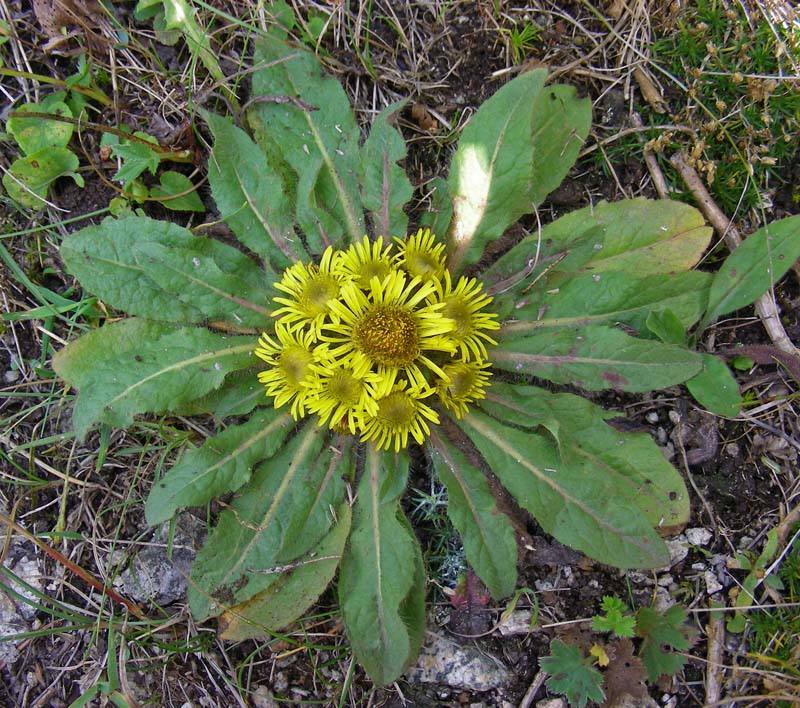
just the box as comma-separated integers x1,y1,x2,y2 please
705,608,726,705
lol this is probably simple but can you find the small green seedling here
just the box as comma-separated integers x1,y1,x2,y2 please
541,598,694,707
3,92,84,208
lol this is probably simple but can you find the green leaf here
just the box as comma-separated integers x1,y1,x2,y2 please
429,429,518,598
110,133,161,185
456,408,671,568
591,596,636,637
636,605,693,681
149,171,205,212
60,216,205,322
248,34,364,250
685,354,743,417
540,639,605,708
52,319,255,438
132,238,272,328
539,198,712,276
218,503,351,640
174,368,264,418
447,70,591,273
646,309,687,345
418,176,453,239
494,324,703,392
8,97,73,154
204,111,303,266
480,384,689,533
145,407,294,525
360,100,413,237
3,148,81,208
189,426,346,619
511,270,710,335
701,215,800,328
339,447,425,685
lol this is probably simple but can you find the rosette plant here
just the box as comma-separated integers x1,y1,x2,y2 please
53,31,800,683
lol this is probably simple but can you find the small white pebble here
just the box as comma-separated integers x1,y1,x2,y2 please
686,527,714,546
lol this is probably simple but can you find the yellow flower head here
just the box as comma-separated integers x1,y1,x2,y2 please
336,235,395,289
255,230,498,448
272,246,344,332
360,381,440,452
255,323,324,418
394,228,447,282
322,270,455,391
433,271,500,361
436,360,492,418
306,357,382,434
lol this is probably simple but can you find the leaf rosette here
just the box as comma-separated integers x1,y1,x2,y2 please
53,29,795,685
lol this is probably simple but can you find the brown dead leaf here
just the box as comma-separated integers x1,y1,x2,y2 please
34,0,111,53
410,103,439,133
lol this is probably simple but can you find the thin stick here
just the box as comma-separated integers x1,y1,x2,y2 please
632,112,670,198
519,670,547,708
670,152,798,355
705,608,726,705
0,510,148,620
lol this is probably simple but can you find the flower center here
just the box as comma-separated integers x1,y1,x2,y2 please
354,305,419,367
442,299,472,340
405,251,441,281
325,369,363,405
356,261,392,289
279,346,315,386
376,391,417,427
300,274,339,317
445,364,477,398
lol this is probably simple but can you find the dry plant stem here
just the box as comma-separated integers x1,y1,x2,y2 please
705,608,726,706
669,152,799,355
0,510,147,620
518,670,547,708
631,112,669,198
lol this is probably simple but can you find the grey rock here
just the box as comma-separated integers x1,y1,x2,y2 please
686,527,713,547
0,545,44,666
497,609,534,636
114,514,202,605
406,635,510,691
665,537,689,567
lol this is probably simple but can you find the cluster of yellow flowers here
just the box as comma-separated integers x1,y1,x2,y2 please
254,229,499,451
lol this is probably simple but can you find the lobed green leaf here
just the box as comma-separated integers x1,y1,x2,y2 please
53,319,255,438
339,447,425,685
494,324,703,392
540,639,605,708
429,429,518,598
189,426,347,619
479,384,689,533
447,70,591,273
145,406,294,525
360,100,413,238
701,215,800,328
248,33,364,250
456,408,671,568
